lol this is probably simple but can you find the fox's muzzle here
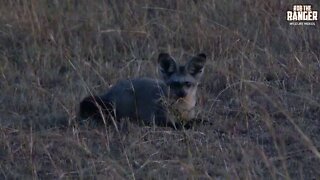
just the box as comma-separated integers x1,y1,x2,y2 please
175,90,187,98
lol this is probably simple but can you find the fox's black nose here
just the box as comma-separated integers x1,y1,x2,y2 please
176,91,187,98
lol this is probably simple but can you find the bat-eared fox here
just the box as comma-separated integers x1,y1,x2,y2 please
79,53,206,129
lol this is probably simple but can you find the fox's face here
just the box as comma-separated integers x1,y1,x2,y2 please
158,53,206,100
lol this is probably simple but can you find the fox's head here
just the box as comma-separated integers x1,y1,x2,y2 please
158,53,206,100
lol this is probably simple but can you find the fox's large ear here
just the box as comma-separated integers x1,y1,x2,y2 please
186,53,206,78
158,53,177,79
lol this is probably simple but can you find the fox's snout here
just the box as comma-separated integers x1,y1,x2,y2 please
174,90,187,98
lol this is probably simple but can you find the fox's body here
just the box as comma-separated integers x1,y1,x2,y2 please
80,53,206,128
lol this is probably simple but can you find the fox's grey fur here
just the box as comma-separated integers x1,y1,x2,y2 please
79,53,206,128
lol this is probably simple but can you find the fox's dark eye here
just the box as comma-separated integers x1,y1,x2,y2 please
185,82,192,87
171,82,181,88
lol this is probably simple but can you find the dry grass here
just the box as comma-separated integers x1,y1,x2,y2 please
0,0,319,179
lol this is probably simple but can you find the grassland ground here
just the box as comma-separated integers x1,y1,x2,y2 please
0,0,319,179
